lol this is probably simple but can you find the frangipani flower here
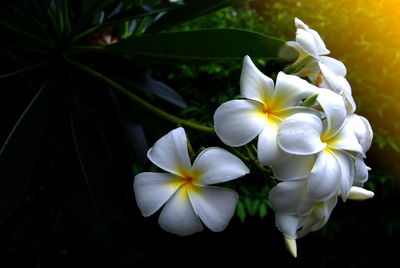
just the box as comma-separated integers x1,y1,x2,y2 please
281,17,356,113
269,179,337,240
214,55,318,165
277,89,363,201
270,180,374,257
134,127,249,236
282,17,329,75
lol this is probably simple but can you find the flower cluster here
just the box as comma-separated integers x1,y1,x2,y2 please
133,18,373,257
214,18,373,257
271,18,374,255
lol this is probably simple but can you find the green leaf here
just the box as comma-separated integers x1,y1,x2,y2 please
146,0,244,33
301,93,318,107
236,200,246,223
246,198,260,216
73,0,118,34
0,19,49,45
0,83,48,223
258,202,268,219
104,4,175,26
107,29,285,61
108,74,187,108
82,0,117,14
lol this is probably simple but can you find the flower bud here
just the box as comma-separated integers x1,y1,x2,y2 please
348,186,374,200
284,235,297,258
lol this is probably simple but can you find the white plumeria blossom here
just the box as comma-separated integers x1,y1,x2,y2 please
281,17,356,113
269,179,338,240
133,127,249,236
270,182,373,243
277,88,363,201
214,55,318,165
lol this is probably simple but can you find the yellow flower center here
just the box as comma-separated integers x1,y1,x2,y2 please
173,167,203,202
175,166,201,186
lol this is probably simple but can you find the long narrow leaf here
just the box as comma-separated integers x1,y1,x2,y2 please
109,74,187,108
0,83,48,223
104,4,174,26
0,19,49,45
107,29,285,60
0,62,48,80
146,0,244,33
73,0,117,35
69,99,131,220
69,113,100,215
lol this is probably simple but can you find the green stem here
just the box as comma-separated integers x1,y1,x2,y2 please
245,145,256,161
229,147,250,162
63,54,215,135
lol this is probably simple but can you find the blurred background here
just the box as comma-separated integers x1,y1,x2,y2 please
1,0,399,267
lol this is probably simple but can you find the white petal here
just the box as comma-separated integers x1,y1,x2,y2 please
189,185,238,232
319,62,342,94
294,59,320,79
278,113,325,155
286,40,302,52
192,147,249,185
354,156,369,187
332,150,355,201
319,63,356,113
275,213,302,239
317,88,346,139
328,121,364,155
278,41,300,60
296,28,320,58
294,18,329,56
312,196,337,231
348,186,374,200
337,77,357,113
257,116,287,166
297,196,337,238
307,150,341,201
158,185,203,236
273,72,318,109
294,17,309,30
320,56,347,76
240,55,275,104
310,29,330,55
214,99,265,147
275,106,322,119
272,154,317,181
323,196,338,218
296,213,319,238
134,172,184,217
269,180,315,216
346,114,373,153
147,127,191,176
